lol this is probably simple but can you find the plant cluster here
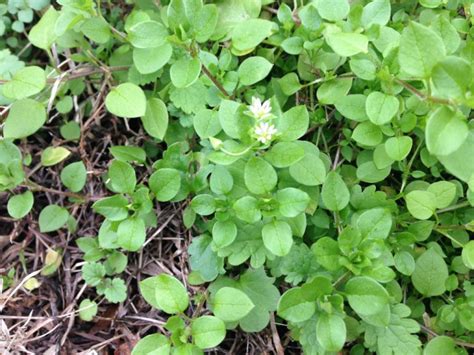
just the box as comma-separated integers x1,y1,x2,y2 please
1,0,474,354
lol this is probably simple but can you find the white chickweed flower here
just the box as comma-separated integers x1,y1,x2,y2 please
249,97,272,120
254,122,278,144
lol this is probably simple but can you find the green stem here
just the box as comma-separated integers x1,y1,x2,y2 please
332,271,350,288
395,78,453,106
201,64,230,98
437,201,470,214
399,138,424,194
435,229,465,248
219,143,257,157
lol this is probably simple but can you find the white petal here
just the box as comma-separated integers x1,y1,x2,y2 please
262,100,271,111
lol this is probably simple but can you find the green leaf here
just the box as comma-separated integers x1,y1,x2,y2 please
432,56,471,99
103,278,127,303
191,194,216,216
427,181,456,209
384,136,413,161
233,196,261,223
352,121,383,147
139,274,189,314
170,57,201,88
262,220,293,257
166,0,201,31
3,99,46,139
117,217,146,251
321,171,350,211
335,94,369,122
110,146,146,164
420,0,442,8
278,73,302,96
78,299,98,321
277,287,316,323
350,58,377,81
28,6,59,50
92,195,129,221
104,251,128,275
316,314,347,352
212,220,237,248
210,165,233,195
133,43,172,75
39,204,69,233
7,191,34,219
81,17,111,44
277,188,310,218
265,142,305,168
425,106,468,156
405,190,437,220
326,32,369,57
80,241,98,263
237,268,280,331
192,4,218,43
313,237,341,271
55,97,72,116
218,99,251,139
345,276,390,316
437,130,474,182
2,66,46,100
281,37,304,55
82,262,106,287
462,240,474,269
423,336,456,355
276,105,309,141
364,307,421,352
213,287,255,322
357,161,391,184
315,0,349,21
231,19,275,52
61,161,87,192
374,145,394,168
366,92,399,125
60,121,81,140
105,83,147,118
108,160,136,194
356,208,392,239
189,235,224,282
238,56,273,86
399,21,446,78
131,334,170,355
394,251,416,276
194,109,221,139
361,0,391,28
128,20,168,49
299,3,322,30
149,168,181,202
244,157,277,195
41,146,71,167
431,15,460,55
191,316,226,349
289,154,326,186
411,248,448,296
141,98,169,140
317,79,352,105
